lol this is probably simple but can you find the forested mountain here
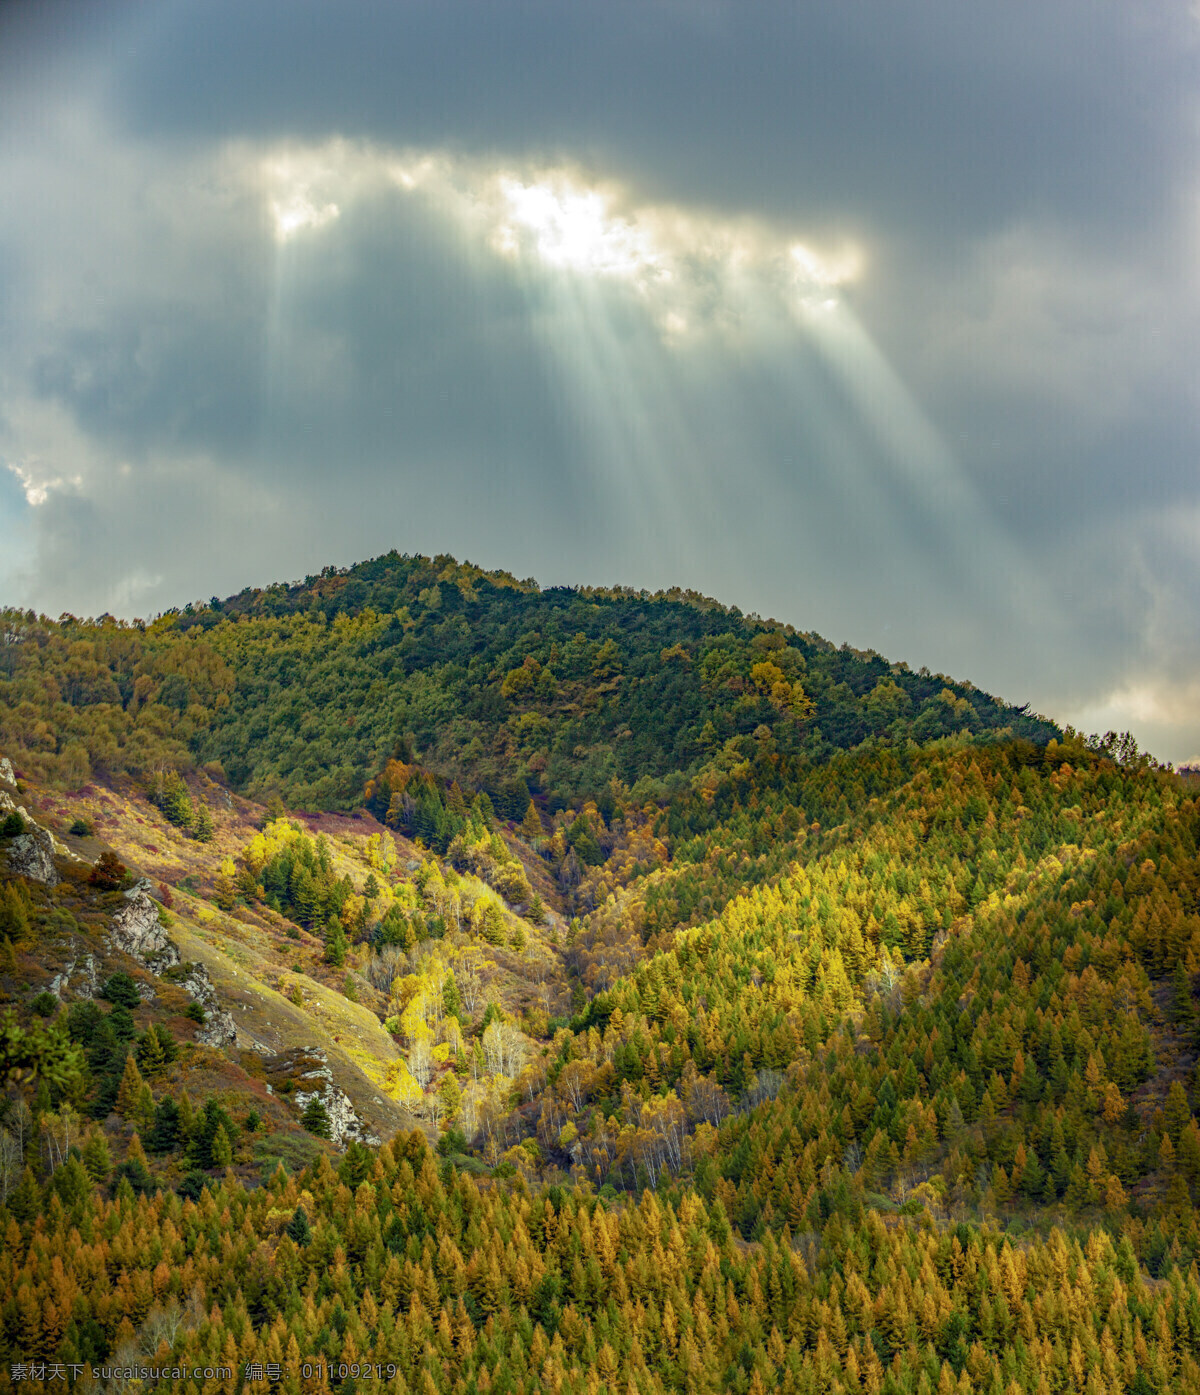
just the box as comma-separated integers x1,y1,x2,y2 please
3,553,1199,1394
0,552,1054,810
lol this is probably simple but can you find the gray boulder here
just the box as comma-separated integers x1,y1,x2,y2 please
108,886,176,971
6,825,57,884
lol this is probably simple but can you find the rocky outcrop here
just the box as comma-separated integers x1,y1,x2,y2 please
265,1047,381,1148
0,788,86,882
5,825,58,883
107,883,238,1049
49,953,99,1001
178,965,239,1049
0,757,238,1051
108,882,176,972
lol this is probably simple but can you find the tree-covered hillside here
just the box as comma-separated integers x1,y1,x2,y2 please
1,552,1056,811
6,553,1200,1395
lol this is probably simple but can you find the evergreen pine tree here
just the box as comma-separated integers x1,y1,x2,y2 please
287,1204,312,1245
291,866,318,927
210,1123,233,1167
301,1097,332,1139
127,1131,149,1169
0,883,30,943
160,773,194,829
193,802,215,842
178,1089,195,1142
147,1096,182,1153
1164,1080,1191,1143
115,1055,144,1118
137,1027,168,1077
81,1130,112,1182
443,973,462,1021
134,1082,155,1133
325,918,348,967
339,1141,372,1187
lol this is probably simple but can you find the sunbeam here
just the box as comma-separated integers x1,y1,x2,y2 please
791,294,1049,639
244,138,1062,662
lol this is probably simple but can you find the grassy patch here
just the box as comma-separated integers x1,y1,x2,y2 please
253,1131,329,1178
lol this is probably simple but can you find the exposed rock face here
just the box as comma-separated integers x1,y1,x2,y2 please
50,954,99,1001
5,825,57,883
0,758,239,1052
179,967,239,1049
107,884,237,1049
0,788,86,878
266,1047,381,1148
108,884,176,971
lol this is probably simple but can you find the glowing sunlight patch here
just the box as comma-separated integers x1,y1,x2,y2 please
6,461,80,507
496,179,665,283
790,243,860,287
271,193,340,242
260,147,357,242
251,140,865,336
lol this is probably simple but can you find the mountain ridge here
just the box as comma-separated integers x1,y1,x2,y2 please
2,549,1061,817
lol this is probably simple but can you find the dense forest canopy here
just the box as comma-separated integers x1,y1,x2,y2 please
3,551,1199,1394
1,551,1057,812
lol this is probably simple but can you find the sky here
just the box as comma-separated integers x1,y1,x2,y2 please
1,1,1199,763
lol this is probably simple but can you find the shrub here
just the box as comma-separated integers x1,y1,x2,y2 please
1,811,27,838
30,992,58,1018
89,851,127,890
101,972,141,1009
252,1131,325,1178
68,818,94,837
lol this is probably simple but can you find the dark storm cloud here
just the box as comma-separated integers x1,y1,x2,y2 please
2,0,1199,759
101,1,1195,245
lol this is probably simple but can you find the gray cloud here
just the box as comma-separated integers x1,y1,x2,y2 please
2,0,1199,761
